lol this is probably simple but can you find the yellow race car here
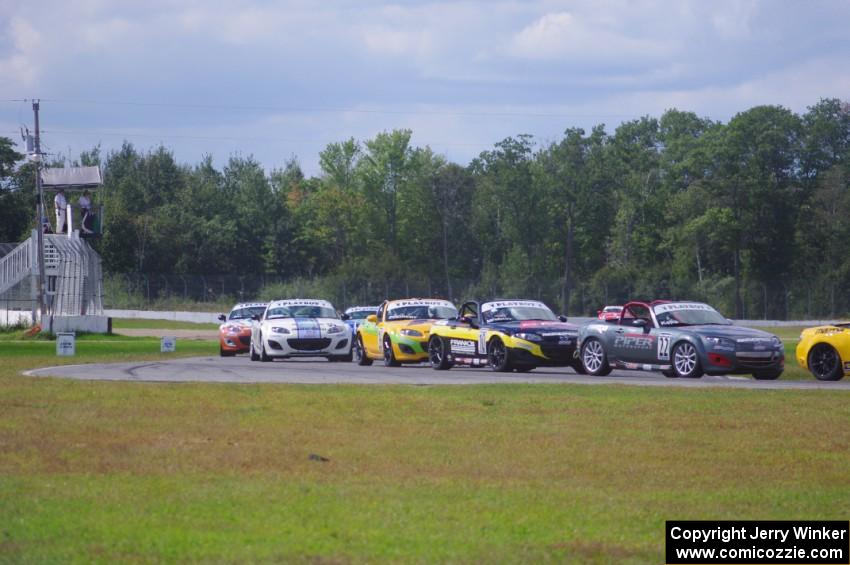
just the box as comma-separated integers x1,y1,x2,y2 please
354,298,459,366
796,323,850,381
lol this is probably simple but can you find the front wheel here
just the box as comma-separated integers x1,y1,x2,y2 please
260,337,272,362
383,336,401,367
220,345,235,357
581,338,612,376
808,344,843,381
250,338,259,361
428,336,452,370
672,341,702,378
488,338,512,372
354,335,372,366
571,358,586,375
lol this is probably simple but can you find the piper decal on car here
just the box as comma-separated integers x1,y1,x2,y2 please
614,335,654,350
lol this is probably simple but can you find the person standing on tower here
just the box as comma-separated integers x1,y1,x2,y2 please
54,187,67,234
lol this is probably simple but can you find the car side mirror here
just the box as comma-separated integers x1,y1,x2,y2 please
366,314,377,323
217,314,226,322
558,315,568,322
341,313,350,321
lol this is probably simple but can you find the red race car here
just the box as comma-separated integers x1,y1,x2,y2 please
218,302,267,356
597,305,623,322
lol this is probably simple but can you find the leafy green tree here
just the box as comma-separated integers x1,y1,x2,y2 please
0,137,28,242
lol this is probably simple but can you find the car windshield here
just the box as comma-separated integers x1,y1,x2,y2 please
347,310,374,320
266,306,337,319
229,306,266,320
653,304,730,327
483,305,557,323
386,304,458,320
603,306,622,313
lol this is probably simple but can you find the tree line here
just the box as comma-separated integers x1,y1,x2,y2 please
1,99,848,318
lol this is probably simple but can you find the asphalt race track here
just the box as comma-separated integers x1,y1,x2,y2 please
24,356,850,390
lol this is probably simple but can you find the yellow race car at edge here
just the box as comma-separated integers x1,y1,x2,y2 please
795,323,850,381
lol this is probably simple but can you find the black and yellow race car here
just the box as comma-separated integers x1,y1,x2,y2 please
427,299,584,373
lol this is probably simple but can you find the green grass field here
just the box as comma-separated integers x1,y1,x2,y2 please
110,317,220,330
1,326,848,563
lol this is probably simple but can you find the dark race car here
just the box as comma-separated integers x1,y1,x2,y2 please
578,300,784,379
428,299,584,373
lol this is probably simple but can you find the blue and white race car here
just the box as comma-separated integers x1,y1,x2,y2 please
250,299,353,362
342,305,379,335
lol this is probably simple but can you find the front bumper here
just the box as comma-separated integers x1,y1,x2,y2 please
507,337,579,367
220,331,252,352
263,334,351,357
389,334,429,362
703,349,785,374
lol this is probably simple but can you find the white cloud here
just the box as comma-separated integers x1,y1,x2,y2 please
508,10,673,62
0,17,43,88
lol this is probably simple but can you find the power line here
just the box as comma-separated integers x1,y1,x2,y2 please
40,128,491,148
3,97,636,120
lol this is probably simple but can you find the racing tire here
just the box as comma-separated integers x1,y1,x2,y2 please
337,349,354,363
250,339,259,361
671,341,702,378
260,338,272,362
752,370,783,380
488,338,512,372
807,344,843,381
571,359,587,375
354,335,372,366
383,336,401,367
428,336,453,370
219,345,236,357
581,338,612,376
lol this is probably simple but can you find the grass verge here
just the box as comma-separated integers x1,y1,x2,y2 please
1,337,849,563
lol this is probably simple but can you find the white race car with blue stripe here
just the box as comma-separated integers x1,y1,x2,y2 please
250,299,353,362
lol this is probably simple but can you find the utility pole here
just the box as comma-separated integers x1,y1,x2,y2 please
33,100,46,322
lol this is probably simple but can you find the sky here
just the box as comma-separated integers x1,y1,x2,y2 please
2,0,849,176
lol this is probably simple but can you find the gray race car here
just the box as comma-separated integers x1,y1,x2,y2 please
577,300,784,380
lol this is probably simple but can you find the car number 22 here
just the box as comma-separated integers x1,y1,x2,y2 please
657,334,672,361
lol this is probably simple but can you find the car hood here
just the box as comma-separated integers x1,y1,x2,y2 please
486,320,579,334
383,319,442,331
675,324,777,340
264,317,347,331
220,319,253,330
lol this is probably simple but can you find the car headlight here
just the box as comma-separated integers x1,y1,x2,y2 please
326,325,345,334
271,326,290,334
515,332,542,342
772,336,782,347
702,336,734,348
225,325,242,333
400,329,422,337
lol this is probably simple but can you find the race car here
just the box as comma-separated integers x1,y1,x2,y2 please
578,300,784,379
249,298,352,362
597,305,623,322
354,298,458,366
427,299,583,373
342,305,379,335
217,302,267,356
795,323,850,381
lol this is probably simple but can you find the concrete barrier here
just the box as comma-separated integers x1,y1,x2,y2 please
104,309,222,324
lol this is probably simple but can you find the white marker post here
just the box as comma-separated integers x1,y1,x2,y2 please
160,336,176,353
